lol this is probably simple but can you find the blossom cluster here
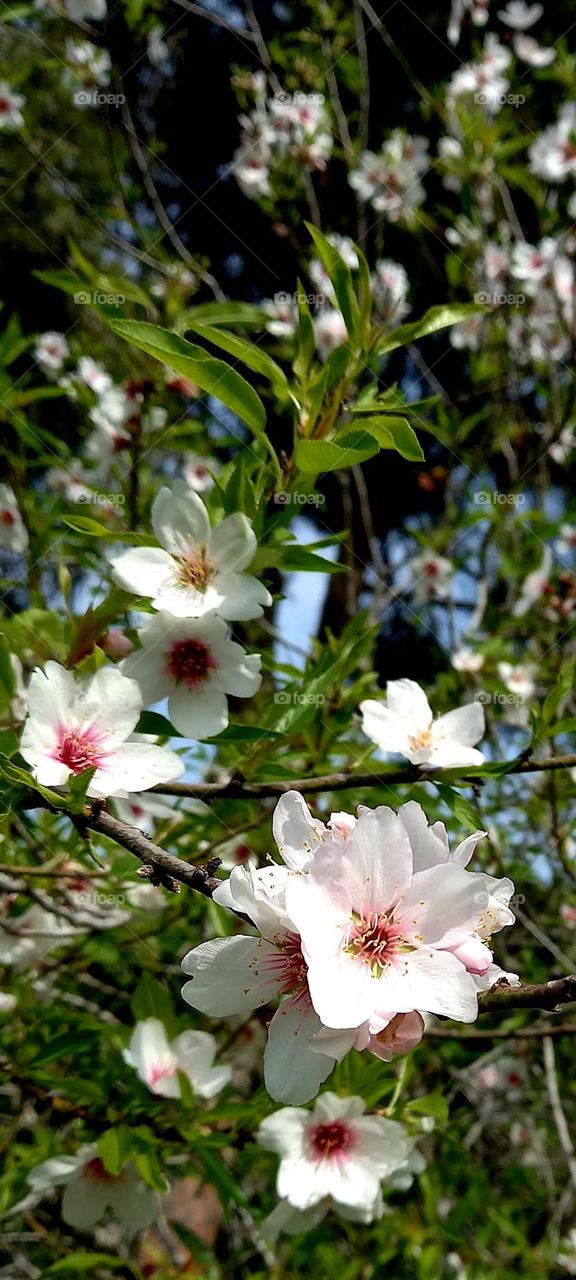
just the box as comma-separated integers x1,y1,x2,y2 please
231,74,332,201
18,480,271,796
181,790,518,1104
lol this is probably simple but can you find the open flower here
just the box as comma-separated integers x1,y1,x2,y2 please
284,801,515,1031
451,647,485,673
0,484,28,553
28,1144,159,1233
123,1017,231,1099
513,548,552,615
110,480,271,621
257,1091,416,1216
33,331,70,372
497,662,536,699
360,678,485,767
20,662,184,797
408,551,453,602
181,859,340,1105
121,612,262,739
0,82,25,129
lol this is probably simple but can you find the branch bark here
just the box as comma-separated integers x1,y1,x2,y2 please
150,751,576,800
478,976,576,1013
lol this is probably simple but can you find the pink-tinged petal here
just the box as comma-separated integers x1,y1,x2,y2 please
398,801,449,872
264,1001,336,1104
181,935,284,1014
449,937,493,976
272,790,327,871
433,702,485,748
398,863,483,948
152,480,210,551
473,962,520,992
338,807,414,914
109,546,173,598
365,1011,425,1061
209,512,257,572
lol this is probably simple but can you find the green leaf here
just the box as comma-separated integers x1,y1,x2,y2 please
110,322,279,472
279,546,346,573
295,431,379,474
358,415,425,462
0,635,16,698
62,515,110,537
305,223,359,338
0,753,73,811
203,723,282,742
376,304,483,355
97,1126,133,1176
406,1091,449,1123
184,300,265,327
45,1254,143,1278
32,1029,102,1066
185,321,289,398
435,782,483,829
67,767,97,812
130,975,177,1034
135,710,178,737
293,281,315,383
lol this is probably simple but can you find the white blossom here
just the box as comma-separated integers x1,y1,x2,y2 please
123,1017,231,1098
360,677,485,767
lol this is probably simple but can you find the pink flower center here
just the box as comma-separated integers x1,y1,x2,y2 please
1,509,15,526
345,910,407,974
0,98,11,114
55,725,109,774
165,638,217,686
308,1120,355,1161
148,1061,177,1088
257,930,310,1004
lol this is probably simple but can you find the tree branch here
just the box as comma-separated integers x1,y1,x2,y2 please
478,977,576,1013
151,752,576,800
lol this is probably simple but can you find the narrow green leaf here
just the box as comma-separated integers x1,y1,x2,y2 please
377,304,483,355
305,223,360,338
186,321,289,397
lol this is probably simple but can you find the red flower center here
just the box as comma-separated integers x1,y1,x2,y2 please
165,638,217,687
0,98,11,114
309,1121,354,1161
0,509,15,526
56,726,108,774
83,1157,118,1184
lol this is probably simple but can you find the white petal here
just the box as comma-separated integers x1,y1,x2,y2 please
433,703,485,749
173,1029,232,1097
80,667,142,741
111,1166,159,1232
209,512,257,572
89,742,184,797
385,679,433,726
121,648,170,708
213,571,272,621
62,1174,110,1228
168,685,229,739
264,1002,335,1104
109,546,173,598
152,480,210,551
272,791,327,871
398,801,449,872
214,644,262,697
359,700,413,755
25,662,76,725
181,935,282,1014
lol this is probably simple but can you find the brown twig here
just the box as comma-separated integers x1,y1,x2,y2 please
478,976,576,1013
149,751,576,800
